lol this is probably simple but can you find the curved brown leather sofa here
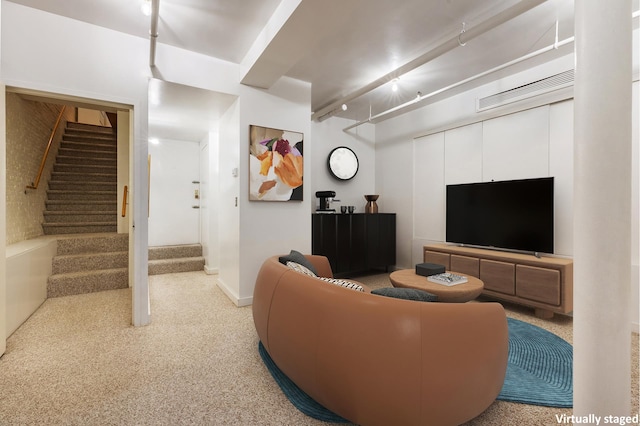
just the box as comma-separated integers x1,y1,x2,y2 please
253,255,509,426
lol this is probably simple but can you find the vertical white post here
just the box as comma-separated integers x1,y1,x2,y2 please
0,83,6,354
574,0,632,419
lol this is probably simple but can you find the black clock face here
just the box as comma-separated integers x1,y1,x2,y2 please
328,146,358,180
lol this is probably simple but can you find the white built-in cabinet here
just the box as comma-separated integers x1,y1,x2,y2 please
412,103,574,263
482,106,550,181
444,122,482,185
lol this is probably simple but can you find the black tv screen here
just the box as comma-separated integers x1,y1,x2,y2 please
446,177,554,254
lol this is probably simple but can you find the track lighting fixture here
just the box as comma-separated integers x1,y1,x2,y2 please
391,78,399,92
141,0,152,16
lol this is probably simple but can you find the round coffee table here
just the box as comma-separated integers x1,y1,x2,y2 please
389,269,484,303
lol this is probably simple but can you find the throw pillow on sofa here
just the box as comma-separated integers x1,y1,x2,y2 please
318,277,365,292
372,287,438,302
279,250,319,275
286,261,317,277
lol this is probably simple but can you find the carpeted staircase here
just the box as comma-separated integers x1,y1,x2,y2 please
48,234,129,298
149,244,206,275
42,122,118,235
41,122,206,298
47,234,206,298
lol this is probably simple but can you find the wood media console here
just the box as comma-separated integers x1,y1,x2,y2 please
423,244,573,318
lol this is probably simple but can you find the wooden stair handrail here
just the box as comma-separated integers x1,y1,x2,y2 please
122,185,128,217
26,106,66,190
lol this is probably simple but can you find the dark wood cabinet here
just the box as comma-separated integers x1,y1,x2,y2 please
312,213,396,277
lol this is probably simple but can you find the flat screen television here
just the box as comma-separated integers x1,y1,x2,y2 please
446,177,554,254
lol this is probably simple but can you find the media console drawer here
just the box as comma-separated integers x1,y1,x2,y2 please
516,265,561,306
451,255,479,278
480,259,515,295
424,250,450,270
423,244,573,318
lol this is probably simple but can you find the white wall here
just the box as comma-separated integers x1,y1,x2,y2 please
217,100,241,303
310,118,376,212
234,77,312,305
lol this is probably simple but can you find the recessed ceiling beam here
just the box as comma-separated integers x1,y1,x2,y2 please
311,0,547,121
240,0,360,89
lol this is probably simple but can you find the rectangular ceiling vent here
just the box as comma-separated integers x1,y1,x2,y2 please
476,69,574,112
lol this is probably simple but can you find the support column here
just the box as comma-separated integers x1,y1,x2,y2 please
574,0,632,420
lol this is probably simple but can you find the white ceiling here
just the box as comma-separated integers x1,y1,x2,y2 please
6,0,637,141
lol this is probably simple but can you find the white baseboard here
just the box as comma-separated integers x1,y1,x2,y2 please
216,278,253,307
204,265,218,275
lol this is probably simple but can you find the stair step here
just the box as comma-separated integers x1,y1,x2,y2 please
149,244,203,260
43,211,116,223
60,140,117,152
54,163,116,174
46,200,117,211
56,233,129,255
47,268,128,298
51,171,117,183
42,222,117,235
48,181,117,191
46,190,117,201
52,251,128,274
55,155,117,167
63,133,117,144
66,122,115,134
148,257,205,275
58,147,117,159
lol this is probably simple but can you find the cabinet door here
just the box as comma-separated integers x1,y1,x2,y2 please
312,215,338,272
480,259,515,295
366,214,396,269
349,214,367,272
365,214,382,268
379,214,396,266
336,214,352,274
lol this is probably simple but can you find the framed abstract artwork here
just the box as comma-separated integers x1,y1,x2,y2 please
249,125,304,201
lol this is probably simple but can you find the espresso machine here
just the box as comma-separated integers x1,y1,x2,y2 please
315,191,339,212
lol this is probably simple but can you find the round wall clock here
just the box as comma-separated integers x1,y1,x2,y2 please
327,146,359,180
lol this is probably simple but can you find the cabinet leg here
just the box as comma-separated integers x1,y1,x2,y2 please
534,308,554,319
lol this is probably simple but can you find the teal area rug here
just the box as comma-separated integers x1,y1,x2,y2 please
498,317,573,407
259,317,573,422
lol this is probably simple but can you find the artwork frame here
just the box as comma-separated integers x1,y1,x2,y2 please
249,125,304,201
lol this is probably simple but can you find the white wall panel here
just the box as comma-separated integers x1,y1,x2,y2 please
482,106,550,182
413,132,445,241
549,100,574,256
444,123,483,185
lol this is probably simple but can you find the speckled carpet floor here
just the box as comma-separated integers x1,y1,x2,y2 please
0,271,637,425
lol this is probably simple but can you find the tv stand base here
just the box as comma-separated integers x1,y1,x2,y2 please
423,244,573,318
